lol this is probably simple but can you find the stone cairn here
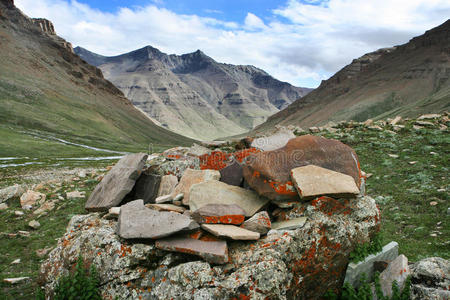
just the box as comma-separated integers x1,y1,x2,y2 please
84,134,363,265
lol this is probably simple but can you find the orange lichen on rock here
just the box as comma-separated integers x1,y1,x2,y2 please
202,215,245,225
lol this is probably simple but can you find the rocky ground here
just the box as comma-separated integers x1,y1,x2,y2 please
0,113,448,299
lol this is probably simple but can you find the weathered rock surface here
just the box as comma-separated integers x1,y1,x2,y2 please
85,153,147,211
131,173,161,204
20,190,45,209
171,169,220,205
411,257,450,300
189,180,270,217
156,236,228,264
241,211,271,235
243,135,361,200
191,204,246,225
219,160,243,186
272,217,307,230
157,175,178,197
379,254,411,297
251,128,296,151
155,194,173,204
201,224,260,240
66,190,85,199
0,184,24,203
117,200,198,239
40,194,379,299
291,165,360,200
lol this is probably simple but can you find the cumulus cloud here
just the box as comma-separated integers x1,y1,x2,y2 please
15,0,450,88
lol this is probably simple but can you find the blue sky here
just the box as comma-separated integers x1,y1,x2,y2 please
16,0,450,88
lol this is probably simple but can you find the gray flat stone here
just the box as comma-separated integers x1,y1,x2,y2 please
157,175,178,197
271,217,307,230
171,169,220,205
146,203,186,214
155,194,173,204
201,224,260,240
117,200,198,239
241,211,271,235
85,153,147,211
156,236,228,264
344,241,399,287
191,204,246,225
291,165,360,200
380,254,411,297
189,180,269,217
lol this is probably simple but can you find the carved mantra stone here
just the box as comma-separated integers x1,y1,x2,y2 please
243,135,361,200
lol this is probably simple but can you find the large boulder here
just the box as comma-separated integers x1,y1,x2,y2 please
85,153,147,211
411,257,450,300
243,135,361,200
40,195,379,299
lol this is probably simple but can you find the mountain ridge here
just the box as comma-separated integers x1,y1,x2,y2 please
252,19,450,134
75,46,312,140
0,0,194,156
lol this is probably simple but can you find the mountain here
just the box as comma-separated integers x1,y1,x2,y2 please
253,20,450,134
75,46,312,140
0,0,194,156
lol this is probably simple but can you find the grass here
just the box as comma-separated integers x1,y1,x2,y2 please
0,167,105,299
0,115,448,299
317,118,449,262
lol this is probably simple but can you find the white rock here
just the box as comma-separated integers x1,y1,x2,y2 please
3,277,30,284
28,220,41,229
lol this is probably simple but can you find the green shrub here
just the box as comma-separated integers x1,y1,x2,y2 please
349,233,383,263
37,255,101,300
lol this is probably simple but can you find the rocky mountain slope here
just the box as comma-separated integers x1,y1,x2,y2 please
0,0,194,156
75,46,312,140
253,20,450,134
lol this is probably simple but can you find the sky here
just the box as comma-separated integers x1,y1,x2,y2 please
15,0,450,88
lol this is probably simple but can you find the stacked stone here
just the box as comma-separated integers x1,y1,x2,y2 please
84,133,363,265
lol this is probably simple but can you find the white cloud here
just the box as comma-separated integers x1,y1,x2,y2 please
15,0,450,88
244,13,267,30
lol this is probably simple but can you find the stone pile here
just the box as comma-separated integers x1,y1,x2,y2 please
41,134,381,299
82,134,364,265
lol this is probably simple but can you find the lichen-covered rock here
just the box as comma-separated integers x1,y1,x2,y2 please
243,135,361,200
40,195,379,299
411,257,450,300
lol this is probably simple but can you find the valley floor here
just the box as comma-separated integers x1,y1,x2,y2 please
0,115,448,299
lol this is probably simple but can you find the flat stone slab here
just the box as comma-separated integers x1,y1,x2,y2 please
145,203,186,214
271,217,307,230
117,200,198,239
156,236,228,264
155,194,173,204
20,190,45,209
344,241,399,287
291,165,360,200
171,169,220,205
380,254,411,298
191,204,246,225
189,180,269,217
85,153,147,211
241,211,271,234
201,224,260,240
157,175,178,197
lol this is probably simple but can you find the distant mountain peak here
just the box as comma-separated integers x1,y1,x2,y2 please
75,45,312,140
